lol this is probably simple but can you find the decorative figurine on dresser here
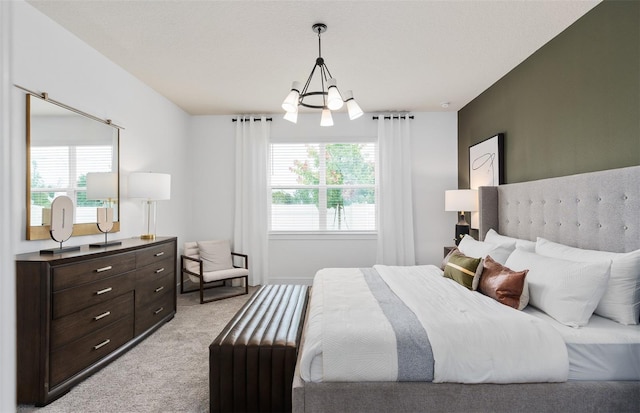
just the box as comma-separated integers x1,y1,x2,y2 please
16,236,178,406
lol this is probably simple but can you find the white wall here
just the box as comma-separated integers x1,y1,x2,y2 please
0,2,16,411
189,112,458,285
4,1,191,407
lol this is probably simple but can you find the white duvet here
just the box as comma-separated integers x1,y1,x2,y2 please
299,265,569,384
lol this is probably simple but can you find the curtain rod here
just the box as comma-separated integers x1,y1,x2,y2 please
372,115,414,120
14,84,125,130
232,117,273,122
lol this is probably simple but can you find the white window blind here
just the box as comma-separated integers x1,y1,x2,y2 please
30,144,115,224
270,142,376,232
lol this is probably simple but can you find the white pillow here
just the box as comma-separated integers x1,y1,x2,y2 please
458,235,515,265
484,229,536,252
505,249,611,327
197,240,233,272
536,237,640,325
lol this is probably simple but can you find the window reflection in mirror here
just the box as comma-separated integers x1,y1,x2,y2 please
27,94,120,240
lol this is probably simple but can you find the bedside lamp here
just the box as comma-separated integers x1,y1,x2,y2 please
129,172,171,240
86,172,121,248
445,189,478,245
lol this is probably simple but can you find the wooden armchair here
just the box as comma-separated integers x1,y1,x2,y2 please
180,240,249,304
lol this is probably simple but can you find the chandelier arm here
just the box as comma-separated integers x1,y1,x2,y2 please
320,66,327,107
301,62,319,98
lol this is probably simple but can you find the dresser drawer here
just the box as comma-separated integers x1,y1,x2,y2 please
52,252,136,291
51,292,134,350
135,290,174,336
136,242,175,269
52,272,135,319
50,314,134,388
135,263,175,308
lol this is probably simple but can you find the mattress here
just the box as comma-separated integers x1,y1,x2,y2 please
302,267,640,383
524,306,640,381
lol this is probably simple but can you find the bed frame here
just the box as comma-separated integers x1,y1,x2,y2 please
292,165,640,413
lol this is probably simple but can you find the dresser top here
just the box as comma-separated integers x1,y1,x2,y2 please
16,236,177,263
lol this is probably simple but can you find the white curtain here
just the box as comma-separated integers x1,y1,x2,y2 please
376,116,416,265
234,116,270,285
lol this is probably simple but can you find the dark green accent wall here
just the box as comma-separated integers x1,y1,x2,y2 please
458,0,640,187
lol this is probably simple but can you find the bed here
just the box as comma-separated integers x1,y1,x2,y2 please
292,165,640,413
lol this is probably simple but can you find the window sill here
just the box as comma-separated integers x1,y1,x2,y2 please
269,231,378,241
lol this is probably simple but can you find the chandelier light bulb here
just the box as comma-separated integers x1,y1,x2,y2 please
343,90,364,120
327,78,344,110
283,107,298,124
282,81,302,112
320,108,334,127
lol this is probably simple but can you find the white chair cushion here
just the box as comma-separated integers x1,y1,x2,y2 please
197,240,233,272
202,267,249,283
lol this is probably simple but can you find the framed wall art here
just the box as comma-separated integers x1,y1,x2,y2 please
468,133,504,228
469,133,504,189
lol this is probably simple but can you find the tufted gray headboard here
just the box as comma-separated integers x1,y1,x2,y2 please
478,165,640,253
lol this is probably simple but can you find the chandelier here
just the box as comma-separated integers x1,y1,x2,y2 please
282,23,363,126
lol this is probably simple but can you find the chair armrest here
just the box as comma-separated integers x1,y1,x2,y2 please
182,254,202,263
231,252,249,269
181,254,204,277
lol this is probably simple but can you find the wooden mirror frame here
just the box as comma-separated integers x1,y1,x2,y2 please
26,93,121,240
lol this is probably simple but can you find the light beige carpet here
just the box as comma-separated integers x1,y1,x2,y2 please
18,286,258,413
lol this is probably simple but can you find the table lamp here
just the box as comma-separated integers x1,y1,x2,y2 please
128,172,171,240
445,189,478,245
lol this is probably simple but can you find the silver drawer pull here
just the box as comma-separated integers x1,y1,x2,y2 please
95,265,113,273
93,339,111,350
154,286,164,293
96,287,113,295
94,311,111,321
154,307,164,315
154,252,165,257
155,268,165,274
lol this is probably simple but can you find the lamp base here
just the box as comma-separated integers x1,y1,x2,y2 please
89,240,123,248
140,234,156,240
454,224,470,246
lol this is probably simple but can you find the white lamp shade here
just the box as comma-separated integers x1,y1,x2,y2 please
282,81,302,112
320,108,334,127
129,172,171,201
445,189,478,212
344,90,363,120
86,172,118,200
283,107,298,123
327,78,344,110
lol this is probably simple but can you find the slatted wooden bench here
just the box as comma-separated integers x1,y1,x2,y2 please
210,284,309,413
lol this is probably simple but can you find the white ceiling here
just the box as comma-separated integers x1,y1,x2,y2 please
27,0,601,116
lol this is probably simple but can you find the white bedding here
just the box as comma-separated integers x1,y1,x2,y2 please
300,265,569,384
525,306,640,380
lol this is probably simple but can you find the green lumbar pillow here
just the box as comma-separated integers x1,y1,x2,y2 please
444,253,482,290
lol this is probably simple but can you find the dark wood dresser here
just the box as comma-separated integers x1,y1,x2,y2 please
16,236,177,406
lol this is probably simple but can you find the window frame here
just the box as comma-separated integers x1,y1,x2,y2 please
268,137,378,238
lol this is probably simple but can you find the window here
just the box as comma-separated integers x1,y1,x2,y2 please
30,144,115,225
270,142,376,232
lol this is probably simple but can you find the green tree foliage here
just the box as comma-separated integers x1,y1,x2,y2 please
274,143,375,229
30,161,53,207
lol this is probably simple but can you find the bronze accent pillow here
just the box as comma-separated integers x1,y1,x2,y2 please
444,253,482,290
479,255,528,309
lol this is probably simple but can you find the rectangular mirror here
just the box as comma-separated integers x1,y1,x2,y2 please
26,94,120,240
